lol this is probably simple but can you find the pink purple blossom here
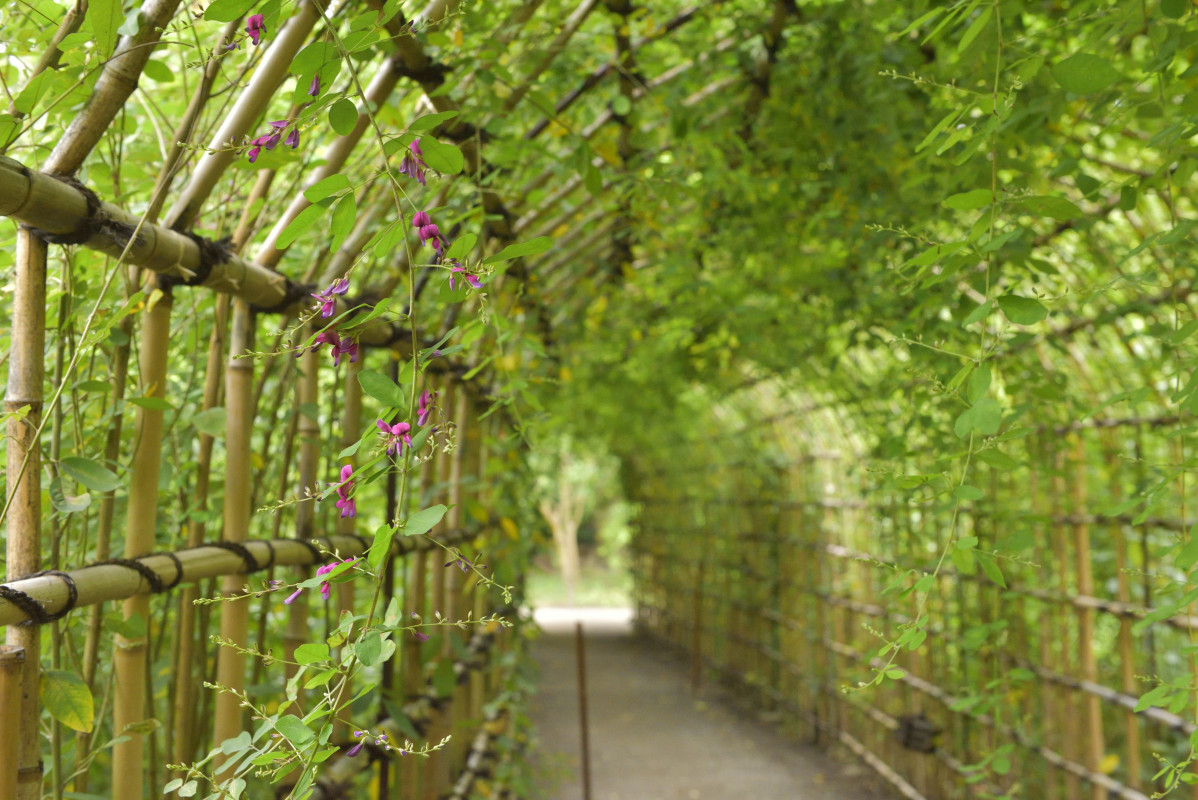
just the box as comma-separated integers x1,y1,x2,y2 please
333,464,355,518
246,14,265,45
399,139,427,185
312,278,349,318
376,418,413,456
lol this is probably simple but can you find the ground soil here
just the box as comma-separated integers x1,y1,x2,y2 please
527,608,896,800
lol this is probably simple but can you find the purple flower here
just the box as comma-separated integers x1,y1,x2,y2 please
332,335,359,367
224,40,241,52
347,730,366,757
399,139,427,185
334,464,356,518
285,128,299,149
416,390,438,426
316,557,356,601
376,419,413,456
283,588,303,605
308,75,320,97
449,264,482,291
311,328,340,353
311,278,349,318
412,630,431,642
412,211,431,229
245,120,288,163
246,14,265,45
418,223,445,253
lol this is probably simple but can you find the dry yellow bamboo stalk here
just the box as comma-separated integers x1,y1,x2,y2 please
0,646,24,800
162,0,324,232
173,294,229,768
1104,439,1141,789
445,386,470,775
1071,436,1104,799
0,155,415,347
212,301,255,756
285,343,321,676
332,358,363,743
0,532,474,628
401,455,435,800
112,288,174,800
5,229,46,800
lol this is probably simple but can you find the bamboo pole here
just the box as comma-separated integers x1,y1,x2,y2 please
1104,437,1141,789
0,532,475,628
332,357,363,743
172,294,229,768
286,341,321,676
1070,436,1104,799
162,0,326,232
212,301,254,755
5,229,47,800
111,287,173,800
0,646,24,800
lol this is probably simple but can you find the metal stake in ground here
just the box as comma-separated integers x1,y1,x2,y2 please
575,621,592,800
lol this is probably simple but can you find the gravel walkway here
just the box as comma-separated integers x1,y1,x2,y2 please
527,607,893,800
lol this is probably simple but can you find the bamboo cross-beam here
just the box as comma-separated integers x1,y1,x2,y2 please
0,156,412,347
0,530,474,628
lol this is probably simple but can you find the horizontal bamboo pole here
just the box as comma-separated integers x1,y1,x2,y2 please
0,156,411,347
0,530,472,628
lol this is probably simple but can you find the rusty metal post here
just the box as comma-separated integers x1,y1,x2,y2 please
575,622,592,800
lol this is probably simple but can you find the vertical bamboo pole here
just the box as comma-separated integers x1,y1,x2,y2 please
1069,435,1103,799
111,286,173,800
1051,444,1080,800
286,343,321,675
333,358,363,743
444,386,469,777
172,294,229,768
0,646,25,800
5,230,45,800
213,300,254,753
1103,437,1140,789
401,455,433,800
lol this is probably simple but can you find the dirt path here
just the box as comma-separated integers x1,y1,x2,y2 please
527,608,893,800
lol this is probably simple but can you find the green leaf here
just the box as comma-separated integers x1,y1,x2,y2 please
956,6,991,53
972,397,1002,435
967,363,990,404
420,137,464,175
143,60,174,83
976,448,1018,470
49,476,91,513
612,95,632,115
274,715,315,746
290,41,339,75
403,504,449,537
485,237,553,264
192,407,226,438
329,99,359,137
277,203,328,248
445,233,477,261
1022,195,1083,220
1162,0,1188,18
303,174,351,204
86,0,122,59
998,294,1048,325
977,552,1007,587
407,111,459,132
942,189,994,210
294,643,330,665
41,670,94,732
955,484,983,501
329,194,357,253
1052,53,1122,94
356,630,383,667
962,299,993,327
358,370,406,407
369,523,395,571
129,396,173,411
60,457,120,493
1177,538,1198,571
204,0,255,22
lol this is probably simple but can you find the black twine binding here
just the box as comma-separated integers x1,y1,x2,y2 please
175,232,232,287
160,551,185,591
208,541,262,573
260,539,277,570
0,569,79,626
25,174,103,246
297,539,323,565
251,280,315,315
94,557,164,593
